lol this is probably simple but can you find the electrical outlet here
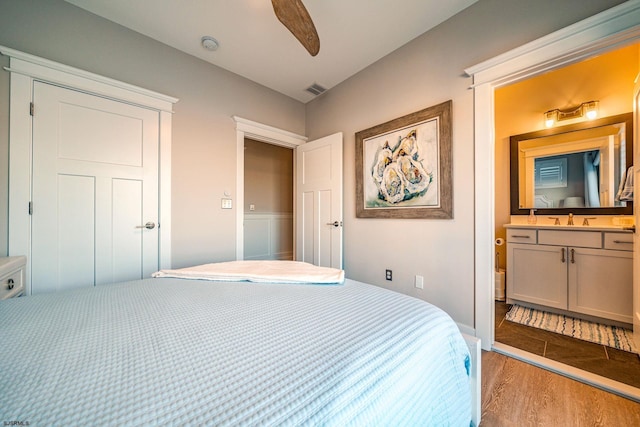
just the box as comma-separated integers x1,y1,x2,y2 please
415,275,424,289
385,269,392,281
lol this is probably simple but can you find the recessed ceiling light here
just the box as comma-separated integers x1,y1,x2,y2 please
201,36,219,51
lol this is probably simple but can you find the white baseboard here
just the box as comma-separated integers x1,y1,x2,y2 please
457,322,475,337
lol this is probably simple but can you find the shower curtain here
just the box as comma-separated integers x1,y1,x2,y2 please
583,151,600,207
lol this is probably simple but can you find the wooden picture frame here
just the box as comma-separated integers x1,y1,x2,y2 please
355,100,453,219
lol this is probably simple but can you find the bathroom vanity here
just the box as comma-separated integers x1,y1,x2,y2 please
505,224,633,325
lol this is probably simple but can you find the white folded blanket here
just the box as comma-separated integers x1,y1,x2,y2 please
152,260,345,284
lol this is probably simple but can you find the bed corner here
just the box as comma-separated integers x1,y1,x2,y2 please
462,333,481,427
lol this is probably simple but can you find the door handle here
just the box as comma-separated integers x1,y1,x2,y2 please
326,221,343,227
561,248,566,263
136,221,156,230
570,248,575,264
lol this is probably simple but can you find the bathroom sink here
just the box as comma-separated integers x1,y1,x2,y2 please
504,223,632,231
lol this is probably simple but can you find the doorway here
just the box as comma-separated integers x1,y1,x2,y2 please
234,117,344,269
493,44,640,388
5,46,176,294
467,1,640,399
243,138,294,260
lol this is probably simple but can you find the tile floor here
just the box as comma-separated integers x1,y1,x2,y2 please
495,301,640,388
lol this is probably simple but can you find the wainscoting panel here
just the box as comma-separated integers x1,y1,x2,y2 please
244,213,293,260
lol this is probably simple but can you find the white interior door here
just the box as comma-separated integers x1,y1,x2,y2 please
295,133,343,269
31,82,160,293
633,74,640,347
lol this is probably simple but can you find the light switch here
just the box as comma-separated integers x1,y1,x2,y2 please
221,198,233,209
249,204,255,211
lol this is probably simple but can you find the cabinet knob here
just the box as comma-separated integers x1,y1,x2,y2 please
7,278,14,290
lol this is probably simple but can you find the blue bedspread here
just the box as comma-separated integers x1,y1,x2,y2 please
0,277,471,426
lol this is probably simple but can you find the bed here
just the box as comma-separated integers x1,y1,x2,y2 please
0,261,476,426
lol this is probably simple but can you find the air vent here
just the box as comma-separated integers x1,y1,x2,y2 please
305,83,326,96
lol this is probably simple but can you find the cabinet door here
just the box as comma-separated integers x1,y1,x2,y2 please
507,243,567,309
568,247,632,323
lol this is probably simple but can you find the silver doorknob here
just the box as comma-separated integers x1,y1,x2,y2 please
136,222,156,230
326,221,343,227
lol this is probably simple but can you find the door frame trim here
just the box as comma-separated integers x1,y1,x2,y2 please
233,116,307,260
465,0,640,400
3,46,178,293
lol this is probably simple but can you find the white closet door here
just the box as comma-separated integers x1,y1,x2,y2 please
31,82,160,293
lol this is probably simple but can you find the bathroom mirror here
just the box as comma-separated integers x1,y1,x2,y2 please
510,113,633,215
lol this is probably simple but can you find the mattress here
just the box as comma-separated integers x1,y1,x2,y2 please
0,277,472,426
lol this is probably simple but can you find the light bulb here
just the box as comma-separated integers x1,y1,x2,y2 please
544,110,556,128
583,101,598,120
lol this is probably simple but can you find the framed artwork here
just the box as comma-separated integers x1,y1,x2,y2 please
355,100,452,219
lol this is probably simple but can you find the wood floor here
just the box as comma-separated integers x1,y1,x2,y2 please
481,351,640,426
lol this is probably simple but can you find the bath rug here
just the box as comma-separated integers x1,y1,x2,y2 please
505,304,639,354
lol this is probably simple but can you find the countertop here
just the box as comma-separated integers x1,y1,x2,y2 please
504,223,633,232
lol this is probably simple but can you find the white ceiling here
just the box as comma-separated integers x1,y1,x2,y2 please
65,0,477,103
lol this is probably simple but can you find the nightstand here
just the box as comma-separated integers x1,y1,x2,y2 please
0,256,27,300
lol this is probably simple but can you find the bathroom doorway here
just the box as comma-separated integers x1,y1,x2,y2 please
493,43,640,388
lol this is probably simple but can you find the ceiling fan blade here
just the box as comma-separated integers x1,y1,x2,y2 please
271,0,320,56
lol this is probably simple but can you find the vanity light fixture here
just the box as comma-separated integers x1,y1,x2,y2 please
544,100,599,127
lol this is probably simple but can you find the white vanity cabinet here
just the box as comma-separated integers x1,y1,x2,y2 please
568,246,632,323
508,242,568,309
506,226,633,324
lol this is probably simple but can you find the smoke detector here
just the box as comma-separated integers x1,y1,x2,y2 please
201,36,219,51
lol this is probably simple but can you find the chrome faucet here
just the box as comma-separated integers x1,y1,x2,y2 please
567,213,574,226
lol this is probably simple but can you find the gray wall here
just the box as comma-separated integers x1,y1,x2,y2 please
305,0,625,327
244,139,293,214
0,0,305,267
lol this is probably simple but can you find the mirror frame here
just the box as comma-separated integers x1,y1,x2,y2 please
510,112,633,216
